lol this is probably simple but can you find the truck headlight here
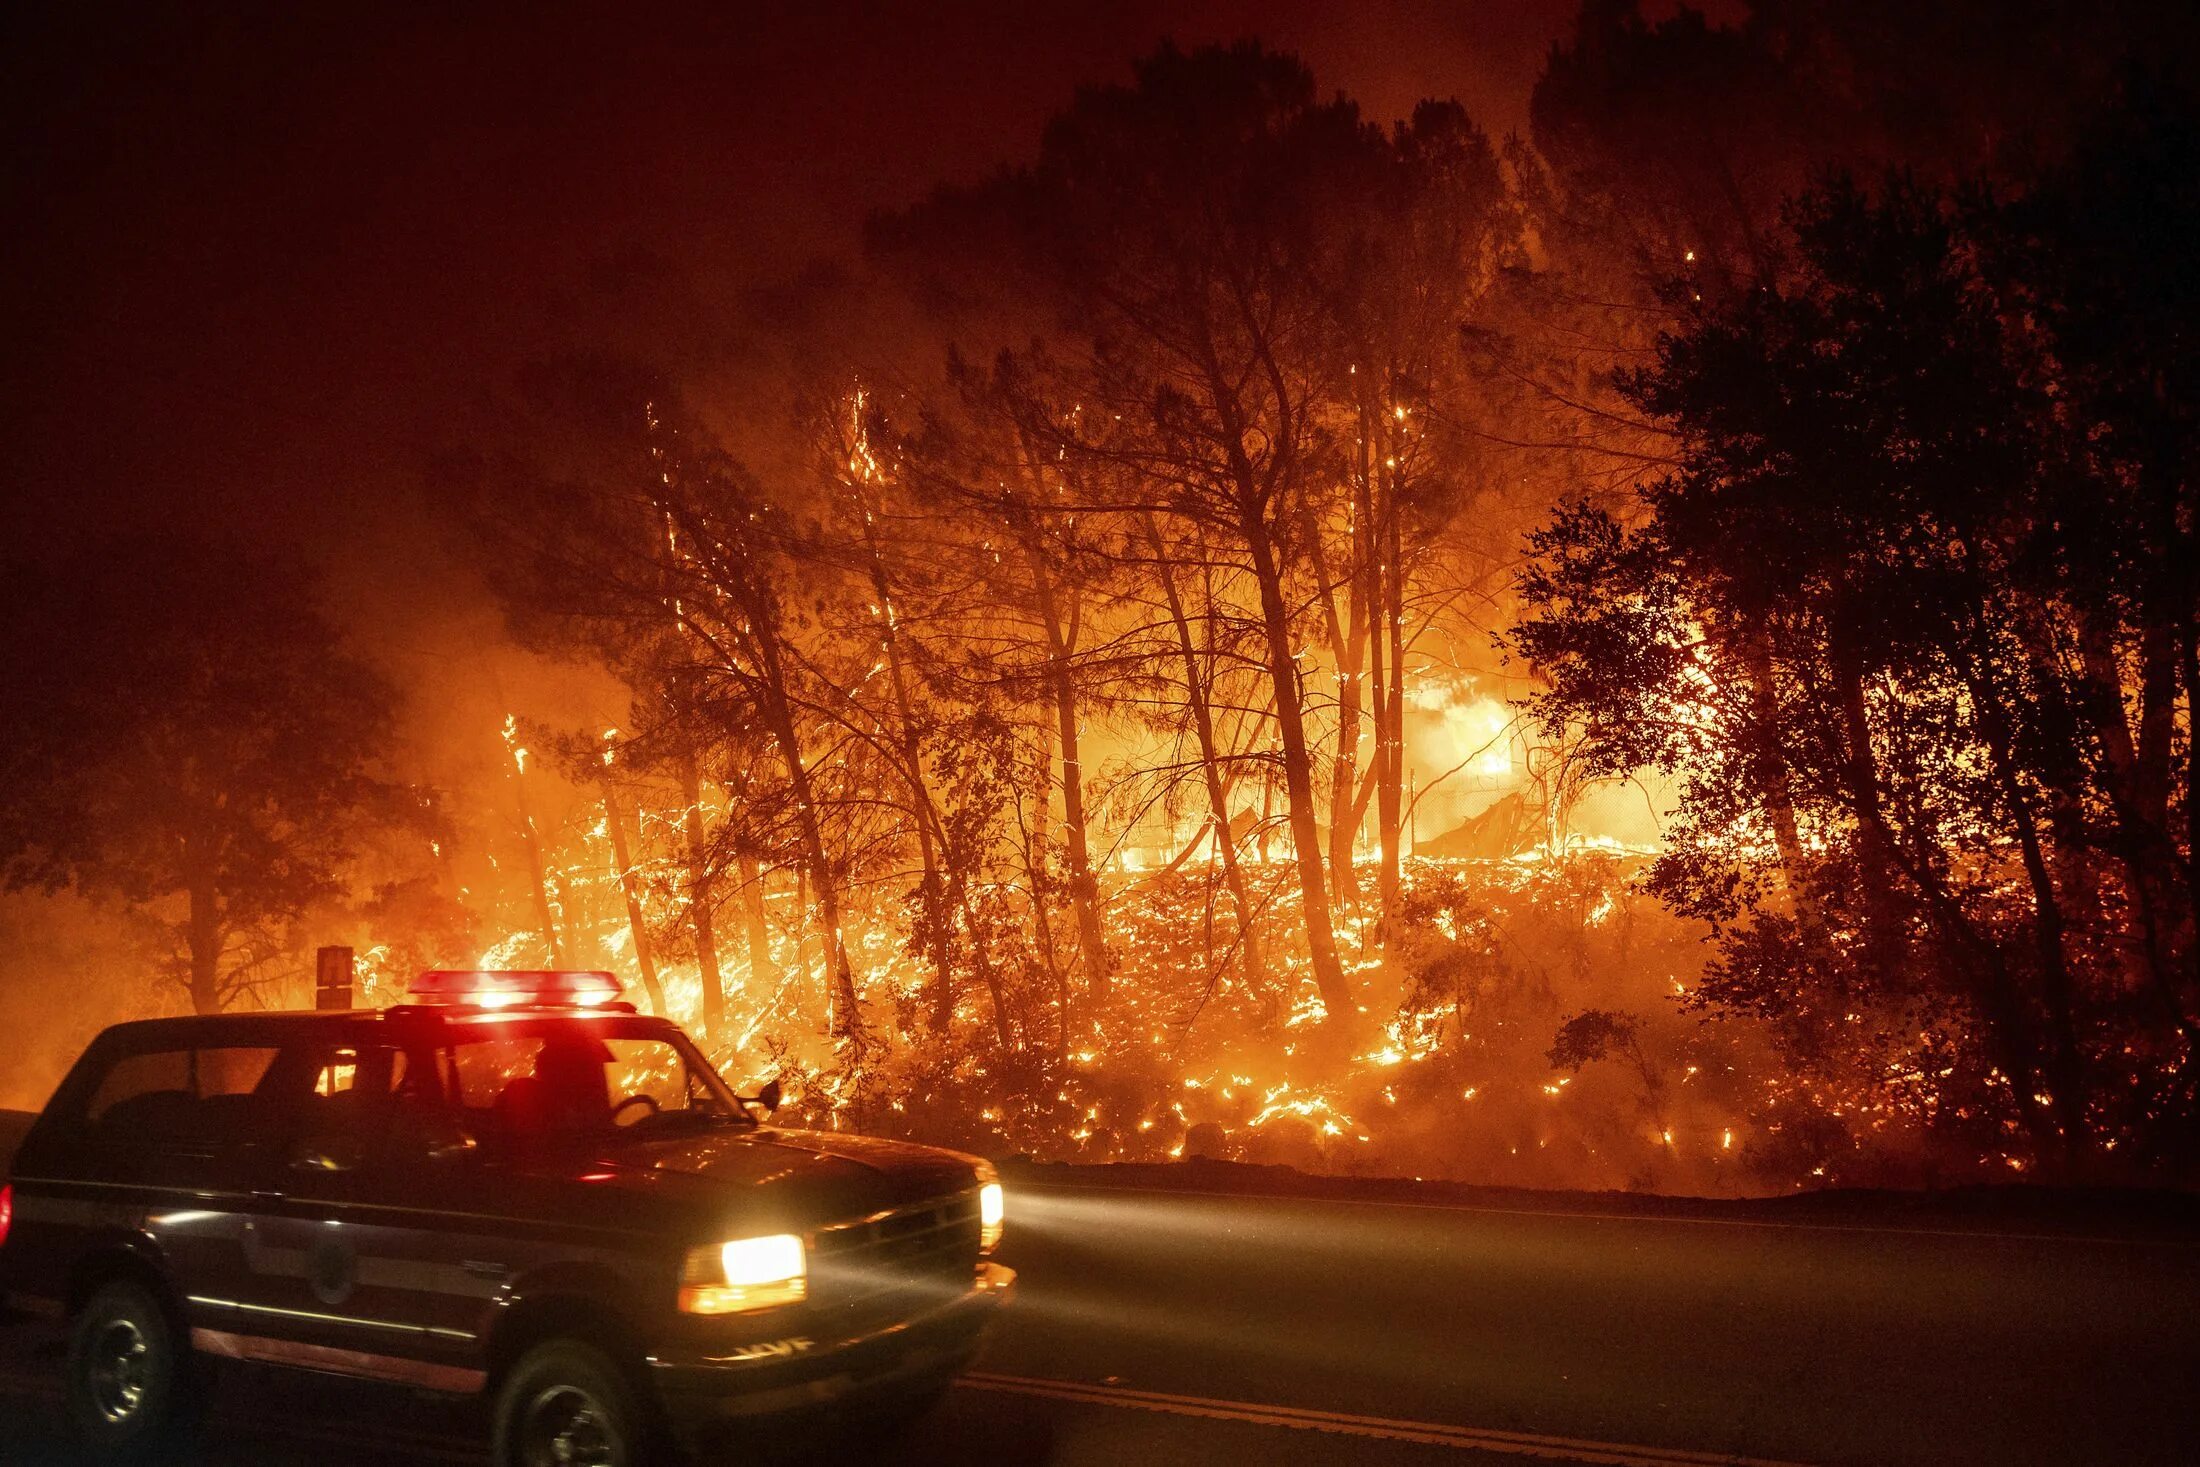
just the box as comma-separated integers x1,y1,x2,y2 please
679,1232,806,1314
976,1161,1005,1253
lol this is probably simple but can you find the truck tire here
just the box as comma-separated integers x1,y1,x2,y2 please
493,1339,657,1467
62,1279,206,1464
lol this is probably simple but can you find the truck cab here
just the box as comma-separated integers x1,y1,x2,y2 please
0,970,1012,1465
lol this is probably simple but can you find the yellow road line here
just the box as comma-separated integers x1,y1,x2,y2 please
958,1372,1817,1467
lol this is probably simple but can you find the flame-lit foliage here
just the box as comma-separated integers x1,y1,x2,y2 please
443,39,2200,1194
467,816,1996,1192
10,17,2197,1198
1517,157,2200,1175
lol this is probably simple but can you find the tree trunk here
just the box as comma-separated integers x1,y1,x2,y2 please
859,506,958,1031
737,851,773,992
509,756,567,969
2177,614,2200,999
1244,510,1353,1021
949,870,1014,1050
1969,660,2088,1155
1377,467,1407,921
186,870,223,1015
794,866,814,999
1369,533,1399,925
2063,624,2198,1042
1025,713,1071,1054
751,666,858,1039
599,774,666,1016
1326,539,1367,921
1735,628,1824,939
1828,633,1904,970
1298,481,1360,919
1846,654,2069,1159
785,746,858,1037
1146,514,1266,990
1027,546,1109,1005
1884,831,2068,1157
678,753,725,1037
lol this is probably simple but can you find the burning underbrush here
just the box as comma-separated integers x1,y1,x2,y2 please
0,849,2097,1198
653,853,2007,1198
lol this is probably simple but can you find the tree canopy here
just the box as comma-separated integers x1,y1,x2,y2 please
0,537,435,1013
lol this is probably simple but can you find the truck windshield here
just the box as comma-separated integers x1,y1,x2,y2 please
441,1021,751,1139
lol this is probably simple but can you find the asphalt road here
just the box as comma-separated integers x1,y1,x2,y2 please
5,1170,2197,1467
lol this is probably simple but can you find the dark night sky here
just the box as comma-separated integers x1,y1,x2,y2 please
0,0,1599,766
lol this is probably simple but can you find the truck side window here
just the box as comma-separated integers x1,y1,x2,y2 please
86,1050,192,1130
262,1040,468,1167
82,1045,281,1145
193,1046,281,1143
314,1053,362,1096
246,1041,381,1161
295,1045,390,1144
200,1046,279,1097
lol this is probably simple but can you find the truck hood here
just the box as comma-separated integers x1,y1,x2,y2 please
548,1125,981,1234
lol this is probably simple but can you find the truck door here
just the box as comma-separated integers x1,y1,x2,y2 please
59,1041,276,1342
227,1035,493,1387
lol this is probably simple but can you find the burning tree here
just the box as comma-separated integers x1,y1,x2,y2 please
424,26,2197,1192
880,44,1525,1031
1515,150,2199,1173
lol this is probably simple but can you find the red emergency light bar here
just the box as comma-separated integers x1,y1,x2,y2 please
409,970,625,1010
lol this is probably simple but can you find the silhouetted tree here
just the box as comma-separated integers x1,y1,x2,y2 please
1517,142,2198,1170
0,537,427,1013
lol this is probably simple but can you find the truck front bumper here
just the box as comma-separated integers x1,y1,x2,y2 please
648,1261,1015,1427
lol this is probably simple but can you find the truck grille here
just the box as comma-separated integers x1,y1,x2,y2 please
808,1192,982,1336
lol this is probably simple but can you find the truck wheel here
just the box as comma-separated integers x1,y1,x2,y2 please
63,1279,205,1464
494,1339,654,1467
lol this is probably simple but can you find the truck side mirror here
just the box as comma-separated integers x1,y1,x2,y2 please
755,1078,783,1116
